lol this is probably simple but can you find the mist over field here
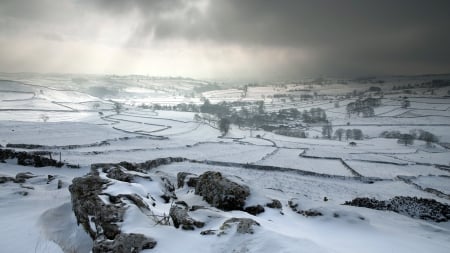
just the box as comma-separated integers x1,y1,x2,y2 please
1,1,450,253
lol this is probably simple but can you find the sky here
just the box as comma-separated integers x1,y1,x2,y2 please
0,0,449,80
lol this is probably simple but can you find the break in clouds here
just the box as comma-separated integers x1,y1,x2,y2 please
0,0,449,79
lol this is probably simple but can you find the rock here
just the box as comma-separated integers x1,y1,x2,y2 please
160,176,177,203
119,194,150,210
190,205,205,211
93,233,156,253
169,202,205,230
288,199,323,217
344,196,450,222
220,218,260,234
266,199,282,209
195,171,250,211
16,191,28,196
106,167,135,182
47,175,56,184
69,174,124,239
244,205,265,215
200,229,216,235
15,172,35,183
70,166,158,253
0,176,14,184
177,172,197,188
187,177,199,187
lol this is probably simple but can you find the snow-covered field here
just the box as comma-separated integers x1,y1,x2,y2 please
1,75,450,253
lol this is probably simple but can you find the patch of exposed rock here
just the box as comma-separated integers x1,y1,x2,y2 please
69,169,157,253
93,233,156,253
177,172,198,188
105,167,135,183
266,199,282,209
169,201,205,230
0,172,37,184
244,205,265,215
288,199,323,217
15,172,36,183
201,218,260,236
344,196,450,222
195,171,250,211
0,175,14,184
69,174,121,239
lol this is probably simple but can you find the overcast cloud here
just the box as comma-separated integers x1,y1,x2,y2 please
0,0,449,79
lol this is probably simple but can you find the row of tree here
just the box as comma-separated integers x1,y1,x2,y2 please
380,129,439,146
346,97,381,117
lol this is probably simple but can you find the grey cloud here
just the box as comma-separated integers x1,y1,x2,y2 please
121,0,450,75
0,0,449,78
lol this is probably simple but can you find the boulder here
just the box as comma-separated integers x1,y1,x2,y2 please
69,174,123,239
266,199,282,209
195,171,250,211
220,218,260,234
93,233,156,253
288,199,323,217
244,205,265,215
106,167,135,182
160,176,176,203
177,172,197,188
0,175,14,184
169,201,205,230
15,172,36,183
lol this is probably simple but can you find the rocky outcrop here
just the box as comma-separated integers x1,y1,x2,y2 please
0,175,14,183
344,196,450,222
160,176,177,203
15,172,36,183
105,167,135,182
266,199,282,209
69,174,122,239
0,172,36,184
177,172,197,188
244,205,265,215
201,218,260,236
221,218,260,234
169,201,205,230
93,233,156,253
195,171,250,211
69,170,158,253
288,199,323,217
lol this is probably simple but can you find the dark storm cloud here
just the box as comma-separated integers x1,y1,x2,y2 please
0,0,449,77
82,0,450,75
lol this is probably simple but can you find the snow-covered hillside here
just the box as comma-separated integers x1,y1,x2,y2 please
1,75,450,253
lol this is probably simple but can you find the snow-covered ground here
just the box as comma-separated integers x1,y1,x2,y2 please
1,75,450,253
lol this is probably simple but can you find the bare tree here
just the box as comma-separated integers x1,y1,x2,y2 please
345,129,353,140
218,118,231,136
397,134,414,146
322,122,333,139
113,102,123,114
335,128,345,141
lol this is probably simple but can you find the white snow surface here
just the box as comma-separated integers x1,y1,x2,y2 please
0,76,450,253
